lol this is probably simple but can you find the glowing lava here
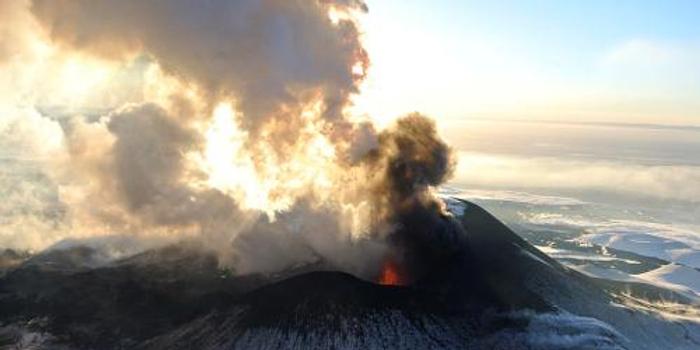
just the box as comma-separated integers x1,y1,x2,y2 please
378,259,405,286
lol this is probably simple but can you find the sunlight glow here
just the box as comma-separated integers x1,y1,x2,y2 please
56,57,112,104
201,102,340,219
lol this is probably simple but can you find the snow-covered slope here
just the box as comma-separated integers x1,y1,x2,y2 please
142,271,626,350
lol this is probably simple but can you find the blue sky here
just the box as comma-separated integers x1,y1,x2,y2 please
355,0,700,126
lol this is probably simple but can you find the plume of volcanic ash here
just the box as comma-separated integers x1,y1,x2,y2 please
1,0,464,280
362,114,462,284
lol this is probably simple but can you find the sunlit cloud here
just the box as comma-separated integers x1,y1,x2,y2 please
453,152,700,203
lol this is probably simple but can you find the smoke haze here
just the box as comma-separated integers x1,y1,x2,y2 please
0,0,458,279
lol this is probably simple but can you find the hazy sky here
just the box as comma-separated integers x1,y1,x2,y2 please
355,0,700,127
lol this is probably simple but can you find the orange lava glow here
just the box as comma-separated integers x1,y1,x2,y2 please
378,259,405,286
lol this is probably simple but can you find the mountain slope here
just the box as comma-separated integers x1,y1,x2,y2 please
1,200,699,349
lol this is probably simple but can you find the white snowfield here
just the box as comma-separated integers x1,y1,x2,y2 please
638,263,700,296
577,221,700,269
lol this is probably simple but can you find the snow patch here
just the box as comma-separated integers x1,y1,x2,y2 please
440,196,467,217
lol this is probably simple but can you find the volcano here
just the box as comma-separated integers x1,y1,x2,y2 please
1,200,699,349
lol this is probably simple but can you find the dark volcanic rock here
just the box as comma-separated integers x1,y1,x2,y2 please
0,249,30,275
141,271,535,350
1,200,699,349
0,244,267,348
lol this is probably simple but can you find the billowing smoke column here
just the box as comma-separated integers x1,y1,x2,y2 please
364,114,462,283
1,0,460,281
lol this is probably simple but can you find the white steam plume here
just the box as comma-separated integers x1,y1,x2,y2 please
0,0,457,279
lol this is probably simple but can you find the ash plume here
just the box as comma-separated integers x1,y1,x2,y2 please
361,113,461,281
0,0,461,280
